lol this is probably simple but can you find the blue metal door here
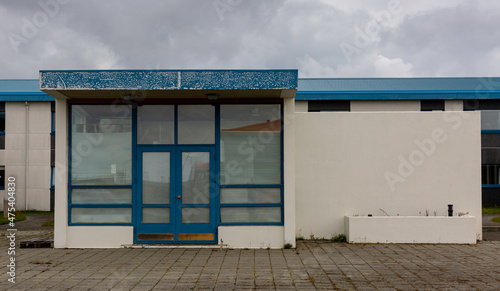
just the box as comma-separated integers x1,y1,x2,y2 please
135,146,216,243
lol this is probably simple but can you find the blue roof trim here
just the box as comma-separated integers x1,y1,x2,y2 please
0,92,54,101
298,77,500,92
297,77,500,100
40,70,298,91
296,92,500,101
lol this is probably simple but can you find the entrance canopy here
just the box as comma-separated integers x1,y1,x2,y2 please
39,70,298,99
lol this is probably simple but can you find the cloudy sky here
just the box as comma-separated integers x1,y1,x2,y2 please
1,0,500,79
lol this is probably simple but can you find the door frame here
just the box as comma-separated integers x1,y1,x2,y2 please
134,145,217,244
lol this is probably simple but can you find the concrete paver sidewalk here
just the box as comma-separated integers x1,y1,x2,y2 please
0,229,499,290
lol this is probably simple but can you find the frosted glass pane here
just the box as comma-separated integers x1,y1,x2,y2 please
143,152,170,204
71,208,132,223
221,188,281,204
72,188,132,204
182,207,209,223
481,110,500,130
220,105,281,185
71,105,132,185
138,105,174,144
220,207,281,223
178,105,215,144
142,208,170,223
182,152,210,204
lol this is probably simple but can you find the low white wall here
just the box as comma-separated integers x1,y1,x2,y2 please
66,226,133,248
345,216,477,244
295,111,481,241
218,226,284,248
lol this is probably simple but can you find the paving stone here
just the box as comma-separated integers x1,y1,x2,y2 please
1,232,500,290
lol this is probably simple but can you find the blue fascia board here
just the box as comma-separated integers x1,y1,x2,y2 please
296,91,500,101
0,92,54,101
39,70,298,91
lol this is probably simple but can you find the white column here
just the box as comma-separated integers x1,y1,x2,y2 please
54,98,68,248
283,97,296,247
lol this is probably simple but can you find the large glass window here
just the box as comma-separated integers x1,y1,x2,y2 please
220,105,281,185
71,208,132,223
71,188,132,204
178,105,215,144
70,105,133,225
138,105,174,144
71,105,132,185
220,207,281,223
68,103,283,226
220,104,282,224
220,188,281,204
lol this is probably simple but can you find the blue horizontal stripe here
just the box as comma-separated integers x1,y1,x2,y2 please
0,92,54,101
296,92,500,101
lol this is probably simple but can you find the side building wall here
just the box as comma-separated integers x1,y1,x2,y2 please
295,111,482,240
0,102,52,211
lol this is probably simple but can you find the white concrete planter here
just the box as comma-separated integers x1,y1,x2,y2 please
345,215,477,244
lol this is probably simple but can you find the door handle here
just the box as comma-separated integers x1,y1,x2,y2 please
177,195,181,199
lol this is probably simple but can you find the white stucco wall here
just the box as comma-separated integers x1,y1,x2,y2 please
66,226,133,248
351,100,420,112
219,226,284,248
295,111,481,240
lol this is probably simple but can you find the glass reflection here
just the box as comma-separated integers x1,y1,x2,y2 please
182,152,210,204
143,152,170,204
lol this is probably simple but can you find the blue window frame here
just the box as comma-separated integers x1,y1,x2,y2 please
218,104,284,225
68,102,284,227
0,101,5,150
68,104,134,225
0,167,4,190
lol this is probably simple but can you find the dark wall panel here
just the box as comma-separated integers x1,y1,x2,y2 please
483,187,500,207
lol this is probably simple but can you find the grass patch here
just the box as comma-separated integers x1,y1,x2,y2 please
482,207,500,215
22,210,54,215
332,234,347,242
296,236,305,240
0,211,27,225
41,220,54,227
492,217,500,223
284,243,293,249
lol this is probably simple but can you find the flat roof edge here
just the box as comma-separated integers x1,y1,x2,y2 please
40,70,298,91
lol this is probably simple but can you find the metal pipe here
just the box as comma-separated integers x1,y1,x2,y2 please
25,101,29,210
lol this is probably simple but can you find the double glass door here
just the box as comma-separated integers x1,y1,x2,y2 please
135,146,216,243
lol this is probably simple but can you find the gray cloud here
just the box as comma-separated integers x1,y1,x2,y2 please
1,0,499,79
